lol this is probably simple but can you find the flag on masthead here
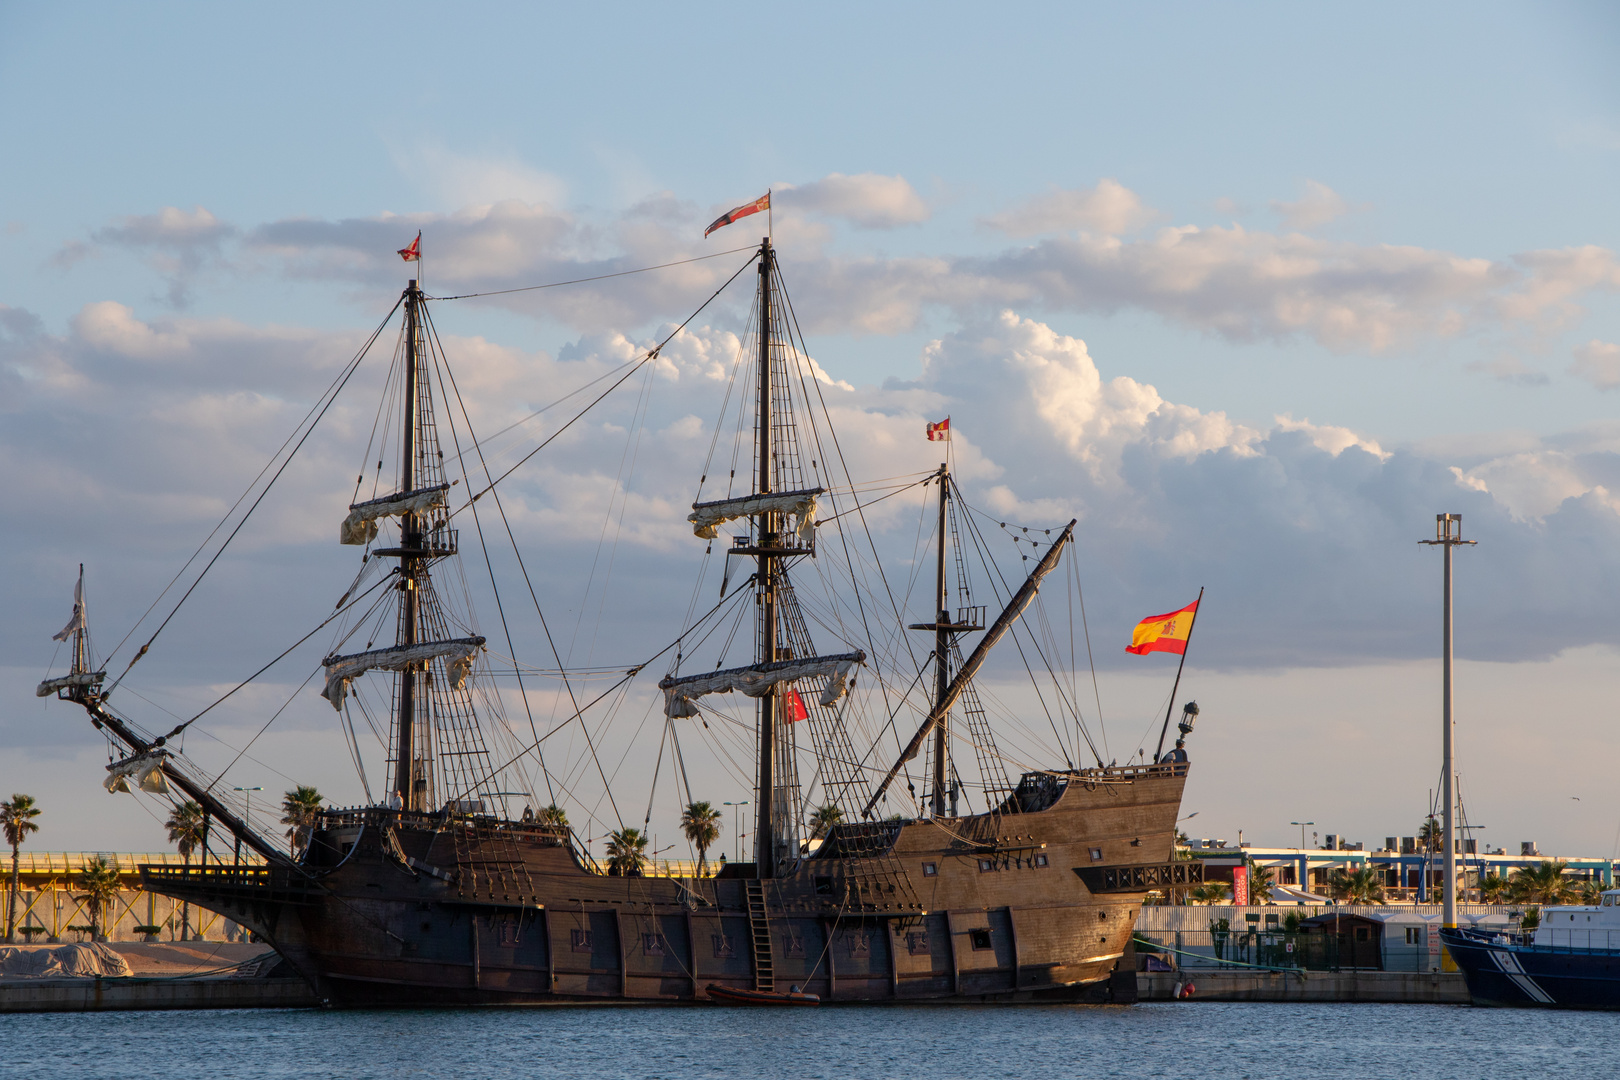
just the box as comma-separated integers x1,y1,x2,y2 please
1125,598,1199,656
704,193,770,237
926,417,951,441
397,232,421,261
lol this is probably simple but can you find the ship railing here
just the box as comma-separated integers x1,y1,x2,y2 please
1531,928,1620,952
1070,762,1189,783
314,805,570,845
140,863,323,904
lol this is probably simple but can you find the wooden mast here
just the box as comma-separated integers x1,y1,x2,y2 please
930,465,950,817
395,279,421,811
754,238,778,877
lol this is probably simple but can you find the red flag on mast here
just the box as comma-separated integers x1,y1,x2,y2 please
397,232,421,261
704,193,770,238
926,418,951,441
784,688,809,723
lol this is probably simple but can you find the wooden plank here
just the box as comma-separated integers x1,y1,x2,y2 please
944,910,960,996
1007,906,1020,990
685,909,700,998
541,907,553,992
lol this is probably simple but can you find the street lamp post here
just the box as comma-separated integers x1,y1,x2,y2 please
1421,513,1476,932
1290,821,1314,893
724,802,749,863
1290,822,1314,851
232,787,262,868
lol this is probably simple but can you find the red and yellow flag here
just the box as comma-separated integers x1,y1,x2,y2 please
1125,598,1199,656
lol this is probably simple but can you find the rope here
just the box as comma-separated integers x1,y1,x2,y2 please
429,246,756,300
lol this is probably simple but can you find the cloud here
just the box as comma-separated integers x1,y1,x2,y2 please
982,179,1158,237
1570,339,1620,389
401,143,568,208
1467,353,1551,387
1271,180,1359,230
778,173,930,228
54,206,237,307
51,183,1620,361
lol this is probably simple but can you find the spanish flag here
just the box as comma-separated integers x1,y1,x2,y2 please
1125,599,1199,656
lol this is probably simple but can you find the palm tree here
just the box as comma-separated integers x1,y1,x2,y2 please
808,804,844,841
538,805,569,829
680,802,722,877
605,828,648,877
1511,861,1574,905
2,794,42,943
1417,816,1441,853
1478,873,1512,904
165,800,205,940
280,785,324,857
1188,881,1230,905
75,856,121,941
1247,864,1275,905
1330,866,1388,905
1575,878,1605,906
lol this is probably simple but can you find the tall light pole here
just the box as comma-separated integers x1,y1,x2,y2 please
232,786,262,869
724,801,749,863
1290,822,1314,851
1421,513,1475,930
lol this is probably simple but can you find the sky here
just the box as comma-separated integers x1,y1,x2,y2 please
3,2,1620,864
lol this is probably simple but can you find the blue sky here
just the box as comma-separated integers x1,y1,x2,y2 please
5,2,1620,858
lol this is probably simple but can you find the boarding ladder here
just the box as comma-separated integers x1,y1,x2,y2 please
745,879,774,992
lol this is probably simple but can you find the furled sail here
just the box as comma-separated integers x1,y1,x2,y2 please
658,650,864,719
36,671,106,697
104,749,171,795
340,484,451,545
320,636,485,710
688,487,823,545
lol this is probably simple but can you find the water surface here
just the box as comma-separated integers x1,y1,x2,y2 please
2,1002,1609,1079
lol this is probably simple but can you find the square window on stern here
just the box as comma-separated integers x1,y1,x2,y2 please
922,862,938,877
1089,848,1104,862
970,928,993,951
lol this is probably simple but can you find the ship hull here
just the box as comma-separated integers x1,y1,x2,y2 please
1441,929,1620,1010
144,764,1190,1007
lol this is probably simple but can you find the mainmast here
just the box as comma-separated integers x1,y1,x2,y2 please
396,279,421,810
754,239,780,878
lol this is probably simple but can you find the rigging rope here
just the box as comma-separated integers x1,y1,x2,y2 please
429,246,756,301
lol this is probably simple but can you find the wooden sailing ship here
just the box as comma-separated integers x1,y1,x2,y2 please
39,233,1200,1006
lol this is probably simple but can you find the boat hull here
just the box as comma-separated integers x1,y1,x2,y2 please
143,764,1190,1007
1441,929,1620,1010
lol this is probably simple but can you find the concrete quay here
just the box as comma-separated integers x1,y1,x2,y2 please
0,976,316,1013
0,941,317,1013
1139,969,1470,1004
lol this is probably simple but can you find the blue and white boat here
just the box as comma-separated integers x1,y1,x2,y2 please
1442,890,1620,1009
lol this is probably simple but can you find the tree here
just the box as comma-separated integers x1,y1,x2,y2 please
1247,864,1275,905
1510,861,1574,906
1188,882,1230,905
165,800,206,941
1330,867,1388,905
680,802,722,877
1417,816,1441,853
605,828,648,877
280,785,324,858
808,804,844,841
2,794,42,943
75,856,121,941
1478,873,1512,905
538,805,569,829
1575,878,1605,906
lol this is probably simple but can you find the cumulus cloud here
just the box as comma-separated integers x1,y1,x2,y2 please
779,173,930,229
57,181,1620,356
1570,339,1620,389
982,179,1157,237
62,206,237,307
1270,180,1359,230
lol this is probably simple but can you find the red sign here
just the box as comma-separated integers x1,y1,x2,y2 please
1232,865,1249,905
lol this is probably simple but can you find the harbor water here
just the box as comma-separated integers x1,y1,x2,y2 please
2,1002,1611,1079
